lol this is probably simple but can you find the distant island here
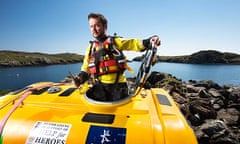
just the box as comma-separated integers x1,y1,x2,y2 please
0,50,84,67
133,50,240,64
1,50,240,67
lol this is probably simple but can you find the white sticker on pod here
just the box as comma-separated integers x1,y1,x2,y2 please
25,121,72,144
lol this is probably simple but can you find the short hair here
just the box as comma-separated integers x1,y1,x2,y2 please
88,13,108,26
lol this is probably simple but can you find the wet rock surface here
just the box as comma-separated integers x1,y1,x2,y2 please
128,71,240,144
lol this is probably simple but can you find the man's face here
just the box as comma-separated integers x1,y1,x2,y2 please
88,18,106,39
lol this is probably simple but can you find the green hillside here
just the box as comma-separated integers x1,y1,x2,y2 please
0,50,84,67
133,50,240,64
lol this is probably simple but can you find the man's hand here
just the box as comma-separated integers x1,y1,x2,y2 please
150,35,161,47
73,71,89,87
143,35,161,49
73,76,82,87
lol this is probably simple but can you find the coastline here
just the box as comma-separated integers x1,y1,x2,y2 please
133,50,240,64
0,50,84,67
1,50,240,67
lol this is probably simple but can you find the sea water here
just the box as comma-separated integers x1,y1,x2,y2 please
1,62,240,90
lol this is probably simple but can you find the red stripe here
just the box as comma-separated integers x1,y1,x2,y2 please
89,67,97,74
99,59,117,67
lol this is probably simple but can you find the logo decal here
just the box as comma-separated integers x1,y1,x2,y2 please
86,125,126,144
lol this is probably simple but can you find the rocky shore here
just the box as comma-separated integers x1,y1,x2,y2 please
133,71,240,144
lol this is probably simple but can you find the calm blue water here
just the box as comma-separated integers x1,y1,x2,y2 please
1,62,240,90
0,63,81,90
127,62,240,85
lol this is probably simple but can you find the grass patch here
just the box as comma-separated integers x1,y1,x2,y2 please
0,89,12,96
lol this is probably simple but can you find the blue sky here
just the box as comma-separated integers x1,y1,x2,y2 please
0,0,239,58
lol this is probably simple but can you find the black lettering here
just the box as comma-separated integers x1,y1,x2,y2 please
40,137,46,143
56,139,61,144
52,131,58,137
33,137,66,144
61,140,66,144
50,138,56,144
35,137,42,143
45,138,51,144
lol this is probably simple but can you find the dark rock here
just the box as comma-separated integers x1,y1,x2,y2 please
212,103,221,110
142,71,240,144
196,120,239,144
212,98,225,110
227,87,240,103
146,71,170,85
171,91,188,104
217,108,240,126
193,80,222,90
186,84,206,93
189,99,217,121
199,89,212,98
208,88,222,98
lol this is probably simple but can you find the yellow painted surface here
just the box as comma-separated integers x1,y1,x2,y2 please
0,82,197,144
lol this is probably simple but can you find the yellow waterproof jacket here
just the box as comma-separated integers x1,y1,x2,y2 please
81,37,145,84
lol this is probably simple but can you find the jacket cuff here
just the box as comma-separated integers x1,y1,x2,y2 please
78,71,89,83
142,38,151,51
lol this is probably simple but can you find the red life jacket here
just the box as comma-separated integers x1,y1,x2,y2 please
88,37,126,76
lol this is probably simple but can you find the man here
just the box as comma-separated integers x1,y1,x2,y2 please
75,13,160,101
